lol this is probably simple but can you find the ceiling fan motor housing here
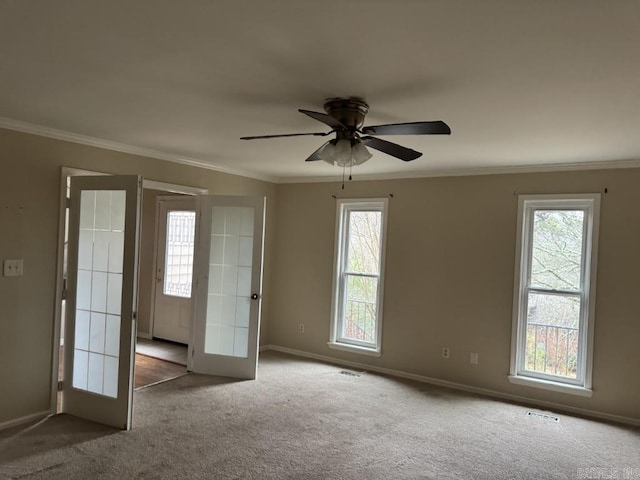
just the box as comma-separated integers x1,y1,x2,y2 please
323,97,369,131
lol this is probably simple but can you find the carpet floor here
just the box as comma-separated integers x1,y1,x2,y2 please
0,351,638,479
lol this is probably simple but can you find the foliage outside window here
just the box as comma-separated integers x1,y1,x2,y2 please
329,199,388,355
510,195,599,396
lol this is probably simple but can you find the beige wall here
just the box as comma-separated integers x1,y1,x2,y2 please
2,124,638,426
269,170,640,421
0,128,277,425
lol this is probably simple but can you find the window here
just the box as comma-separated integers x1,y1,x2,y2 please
510,194,600,396
329,199,388,355
163,210,196,298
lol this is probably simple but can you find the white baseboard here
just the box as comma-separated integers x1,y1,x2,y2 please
263,344,640,427
0,411,49,432
258,344,270,352
136,332,152,340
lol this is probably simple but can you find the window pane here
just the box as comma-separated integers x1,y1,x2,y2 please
342,274,378,344
163,211,196,298
530,210,584,291
525,292,580,378
204,206,254,358
74,189,124,398
347,211,381,274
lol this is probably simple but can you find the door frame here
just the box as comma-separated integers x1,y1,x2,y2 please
50,167,207,416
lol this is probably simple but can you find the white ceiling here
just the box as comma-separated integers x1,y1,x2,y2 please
1,1,639,183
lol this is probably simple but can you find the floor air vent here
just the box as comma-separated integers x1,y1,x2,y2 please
527,411,559,422
339,370,362,377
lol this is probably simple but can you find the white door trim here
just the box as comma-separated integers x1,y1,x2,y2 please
142,179,207,196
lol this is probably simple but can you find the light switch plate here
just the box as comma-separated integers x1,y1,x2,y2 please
470,352,479,365
3,259,23,277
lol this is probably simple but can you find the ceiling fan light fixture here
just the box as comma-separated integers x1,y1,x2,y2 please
320,140,337,163
335,139,351,162
320,138,372,167
351,140,373,165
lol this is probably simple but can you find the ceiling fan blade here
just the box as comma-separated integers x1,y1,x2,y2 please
304,141,331,162
362,121,451,136
240,132,329,140
361,136,422,162
299,109,347,131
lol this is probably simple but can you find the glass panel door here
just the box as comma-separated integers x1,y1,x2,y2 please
63,175,141,430
152,197,196,344
190,196,265,379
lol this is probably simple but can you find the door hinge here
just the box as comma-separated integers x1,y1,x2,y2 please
192,347,195,358
57,380,63,391
61,289,67,300
65,197,70,209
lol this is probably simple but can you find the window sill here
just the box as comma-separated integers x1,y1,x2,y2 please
508,375,593,397
327,342,381,357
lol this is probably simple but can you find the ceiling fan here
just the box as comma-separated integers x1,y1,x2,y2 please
240,97,451,167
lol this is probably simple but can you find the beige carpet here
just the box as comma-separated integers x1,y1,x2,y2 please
0,351,638,479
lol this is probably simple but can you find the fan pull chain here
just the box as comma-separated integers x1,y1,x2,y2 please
341,165,346,190
349,162,353,181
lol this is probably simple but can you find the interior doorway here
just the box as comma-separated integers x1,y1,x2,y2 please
52,169,266,429
52,169,207,417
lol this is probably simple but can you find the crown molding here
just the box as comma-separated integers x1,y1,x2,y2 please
277,158,640,184
3,117,639,186
0,117,278,184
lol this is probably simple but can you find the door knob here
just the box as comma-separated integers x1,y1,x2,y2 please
251,293,259,300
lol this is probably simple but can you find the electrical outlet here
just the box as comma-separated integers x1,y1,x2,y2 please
442,347,450,359
3,259,23,277
470,352,479,365
299,324,304,334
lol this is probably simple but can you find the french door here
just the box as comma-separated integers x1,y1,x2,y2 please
62,175,141,430
61,185,264,430
190,195,266,379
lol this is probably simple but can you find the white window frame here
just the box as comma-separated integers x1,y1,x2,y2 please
509,194,600,397
328,198,388,356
